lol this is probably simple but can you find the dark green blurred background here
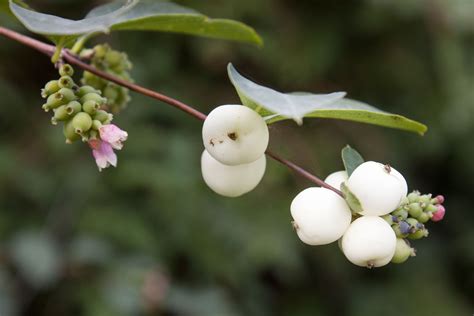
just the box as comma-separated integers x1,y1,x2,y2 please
0,1,473,315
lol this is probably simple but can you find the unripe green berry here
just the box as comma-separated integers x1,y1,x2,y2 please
424,204,438,213
408,228,429,240
392,209,408,220
408,203,423,218
81,92,106,105
93,110,113,124
92,120,102,130
103,85,119,101
391,238,415,264
63,119,80,143
89,129,98,140
417,212,431,223
407,191,420,203
46,92,66,109
94,45,108,59
72,112,93,134
58,88,77,102
66,101,82,115
41,80,60,98
82,100,99,115
53,105,69,121
59,64,74,77
77,85,101,98
419,194,432,204
58,76,75,89
105,50,122,67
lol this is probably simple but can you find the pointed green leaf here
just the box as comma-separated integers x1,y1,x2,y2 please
9,0,262,46
228,63,427,134
341,182,363,214
341,145,364,177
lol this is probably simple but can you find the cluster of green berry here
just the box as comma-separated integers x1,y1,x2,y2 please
384,191,445,263
41,64,113,143
80,44,132,113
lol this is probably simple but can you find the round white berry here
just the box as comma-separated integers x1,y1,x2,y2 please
341,216,396,268
291,187,352,245
324,170,348,190
202,104,269,165
346,161,407,216
201,150,266,197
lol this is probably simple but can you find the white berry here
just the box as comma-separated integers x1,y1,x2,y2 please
346,161,407,216
324,170,348,190
341,216,396,268
291,187,352,245
201,150,266,197
202,104,269,165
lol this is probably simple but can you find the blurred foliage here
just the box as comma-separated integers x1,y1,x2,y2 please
0,0,473,315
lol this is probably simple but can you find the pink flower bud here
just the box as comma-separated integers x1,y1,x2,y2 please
435,195,445,204
99,124,128,150
89,139,117,171
431,205,446,222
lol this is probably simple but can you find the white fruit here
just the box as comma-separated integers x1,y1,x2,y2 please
290,187,352,245
202,104,269,165
201,150,266,197
341,216,396,268
346,161,407,216
324,170,348,190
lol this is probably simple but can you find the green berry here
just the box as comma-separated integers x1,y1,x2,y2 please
82,100,99,115
63,119,80,143
72,112,93,134
53,105,69,121
93,110,113,124
58,88,77,102
419,194,432,204
41,80,60,98
391,238,415,264
93,44,108,59
103,84,119,101
417,212,431,223
58,76,75,89
407,191,420,203
424,204,438,213
77,85,101,98
408,203,423,218
59,64,74,77
92,120,102,130
408,228,429,240
46,92,66,109
392,209,408,220
80,92,106,105
66,101,82,115
105,50,122,67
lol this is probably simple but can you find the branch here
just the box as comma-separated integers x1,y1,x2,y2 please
0,26,343,197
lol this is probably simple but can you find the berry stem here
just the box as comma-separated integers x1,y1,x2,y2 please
0,26,343,198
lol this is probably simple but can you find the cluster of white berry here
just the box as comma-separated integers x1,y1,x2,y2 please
292,162,445,268
200,104,269,197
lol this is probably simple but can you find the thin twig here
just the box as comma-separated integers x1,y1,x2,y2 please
0,26,343,197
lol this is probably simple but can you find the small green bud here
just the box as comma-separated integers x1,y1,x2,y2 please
41,80,60,98
94,110,113,124
408,228,429,240
41,103,51,112
89,130,98,140
407,191,420,203
58,88,77,102
392,209,408,220
77,85,101,98
419,194,432,204
58,76,75,89
424,204,438,213
72,112,93,134
63,119,80,143
82,100,99,115
103,85,119,101
46,92,66,109
59,64,74,77
53,105,69,121
391,238,416,264
81,92,106,105
408,203,423,218
66,101,82,115
105,50,122,67
417,212,431,223
92,120,102,130
94,44,108,59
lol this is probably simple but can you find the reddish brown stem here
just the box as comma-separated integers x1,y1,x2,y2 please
0,26,343,197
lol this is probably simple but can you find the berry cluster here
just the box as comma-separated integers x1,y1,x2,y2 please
200,104,269,197
292,162,446,268
41,64,128,171
80,44,132,113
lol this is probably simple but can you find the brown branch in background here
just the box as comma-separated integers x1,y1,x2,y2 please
0,26,343,197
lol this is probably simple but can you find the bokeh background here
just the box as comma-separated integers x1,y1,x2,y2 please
1,0,473,315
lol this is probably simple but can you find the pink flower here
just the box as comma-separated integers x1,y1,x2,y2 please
431,205,446,222
99,124,128,150
89,139,117,172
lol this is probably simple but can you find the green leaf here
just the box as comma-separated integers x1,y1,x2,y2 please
228,63,427,134
341,145,364,177
9,0,262,46
341,182,363,214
